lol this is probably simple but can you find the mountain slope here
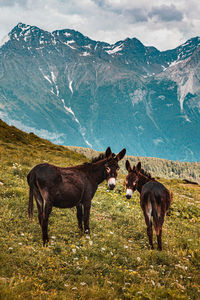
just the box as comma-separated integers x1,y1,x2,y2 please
0,23,200,161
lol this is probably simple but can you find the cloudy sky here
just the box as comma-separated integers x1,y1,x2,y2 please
0,0,199,51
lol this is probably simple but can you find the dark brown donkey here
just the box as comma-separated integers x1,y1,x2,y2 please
27,147,126,245
125,161,172,250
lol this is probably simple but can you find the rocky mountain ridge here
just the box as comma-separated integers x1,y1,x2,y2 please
0,23,200,161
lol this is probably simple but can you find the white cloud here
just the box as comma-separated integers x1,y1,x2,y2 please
0,0,199,50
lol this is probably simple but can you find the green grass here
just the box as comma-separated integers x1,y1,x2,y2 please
0,120,200,299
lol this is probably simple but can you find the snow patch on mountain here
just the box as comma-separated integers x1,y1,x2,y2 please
64,40,76,50
64,32,71,37
39,67,51,84
51,71,56,83
61,99,79,123
80,52,90,56
130,89,146,106
106,44,124,55
44,75,52,84
68,76,73,94
61,99,92,147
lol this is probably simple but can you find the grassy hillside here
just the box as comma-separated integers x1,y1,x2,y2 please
0,119,200,299
68,146,200,184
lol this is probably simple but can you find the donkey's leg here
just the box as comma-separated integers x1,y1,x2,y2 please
36,200,42,226
157,215,165,251
76,203,83,231
143,199,154,250
37,186,52,246
34,190,43,226
157,228,163,251
144,212,153,250
41,200,52,246
83,202,91,234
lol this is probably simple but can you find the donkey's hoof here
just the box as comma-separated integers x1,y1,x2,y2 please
84,229,90,235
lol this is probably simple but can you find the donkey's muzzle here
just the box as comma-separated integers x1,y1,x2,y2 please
109,184,115,190
125,189,133,199
108,178,116,190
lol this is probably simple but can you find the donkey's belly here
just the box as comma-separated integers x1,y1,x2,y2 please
51,185,83,208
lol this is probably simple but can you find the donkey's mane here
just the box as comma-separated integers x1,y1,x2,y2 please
91,152,115,163
140,168,154,180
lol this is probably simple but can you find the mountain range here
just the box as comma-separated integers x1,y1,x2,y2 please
0,22,200,161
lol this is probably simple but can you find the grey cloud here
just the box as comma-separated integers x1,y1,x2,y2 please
124,8,148,23
0,0,28,7
149,4,183,22
92,0,148,22
92,0,107,8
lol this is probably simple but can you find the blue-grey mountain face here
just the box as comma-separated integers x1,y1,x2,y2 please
0,23,200,161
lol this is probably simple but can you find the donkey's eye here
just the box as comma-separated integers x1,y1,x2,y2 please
106,167,111,173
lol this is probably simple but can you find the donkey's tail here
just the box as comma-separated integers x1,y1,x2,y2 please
150,194,160,235
27,171,35,219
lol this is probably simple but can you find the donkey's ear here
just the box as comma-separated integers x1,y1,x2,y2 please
116,148,126,161
136,162,141,171
105,147,112,158
126,160,132,172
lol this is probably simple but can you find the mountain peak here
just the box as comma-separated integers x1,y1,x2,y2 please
174,36,200,61
9,23,45,39
10,22,31,34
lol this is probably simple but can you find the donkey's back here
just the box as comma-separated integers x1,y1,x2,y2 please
141,181,171,210
27,163,62,187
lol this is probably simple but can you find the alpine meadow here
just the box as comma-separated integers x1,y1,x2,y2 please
0,120,200,299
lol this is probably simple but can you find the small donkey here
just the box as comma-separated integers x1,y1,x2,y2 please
125,161,172,250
